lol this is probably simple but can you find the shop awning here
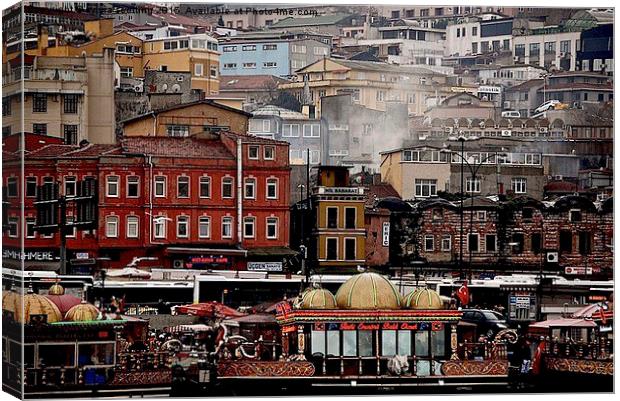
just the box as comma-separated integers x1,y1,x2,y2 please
174,302,247,319
247,246,298,257
166,246,247,256
3,260,60,271
529,318,597,329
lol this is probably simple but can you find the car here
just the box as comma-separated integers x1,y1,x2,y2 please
501,110,521,118
534,99,561,114
461,309,508,338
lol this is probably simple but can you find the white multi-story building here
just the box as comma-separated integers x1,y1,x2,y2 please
513,28,582,71
445,14,521,57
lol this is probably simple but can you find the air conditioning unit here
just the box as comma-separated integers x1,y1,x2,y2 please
546,252,559,263
501,130,511,137
173,259,184,269
419,135,427,140
503,101,511,109
539,127,548,133
554,175,563,180
513,56,519,61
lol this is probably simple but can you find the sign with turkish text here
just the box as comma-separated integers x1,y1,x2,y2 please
382,222,390,247
247,261,283,272
565,266,593,275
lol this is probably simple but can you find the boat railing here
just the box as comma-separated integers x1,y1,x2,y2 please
545,339,613,360
458,342,508,361
22,351,174,388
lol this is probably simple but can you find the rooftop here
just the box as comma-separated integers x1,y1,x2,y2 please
251,105,310,120
220,75,291,91
268,13,353,29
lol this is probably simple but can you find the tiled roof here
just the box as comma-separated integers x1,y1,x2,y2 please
269,13,352,28
321,58,442,76
220,75,291,91
26,144,79,158
365,183,400,206
505,79,544,92
221,131,291,146
25,143,121,159
251,105,308,120
121,136,235,159
120,99,252,124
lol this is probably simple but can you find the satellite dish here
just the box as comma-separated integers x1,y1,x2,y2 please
161,83,168,92
172,84,181,93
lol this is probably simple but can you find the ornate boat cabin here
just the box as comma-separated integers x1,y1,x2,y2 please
2,283,173,398
215,272,510,391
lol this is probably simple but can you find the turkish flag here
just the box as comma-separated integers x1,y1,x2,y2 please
532,340,546,375
457,281,469,306
598,304,608,325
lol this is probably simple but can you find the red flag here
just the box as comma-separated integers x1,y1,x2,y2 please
598,305,607,325
457,281,469,306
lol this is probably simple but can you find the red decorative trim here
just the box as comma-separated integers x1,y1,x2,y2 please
217,361,315,377
110,371,172,386
441,361,509,376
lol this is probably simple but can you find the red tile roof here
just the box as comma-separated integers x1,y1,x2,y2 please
365,183,400,206
121,136,235,159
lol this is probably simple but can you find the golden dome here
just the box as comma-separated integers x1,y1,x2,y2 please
5,292,63,324
65,302,100,322
335,272,401,309
300,288,337,309
403,287,443,310
48,283,65,296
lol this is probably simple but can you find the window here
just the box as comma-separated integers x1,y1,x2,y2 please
177,216,189,238
127,176,139,198
106,216,118,238
263,146,275,160
223,63,237,69
326,238,338,260
468,233,479,253
33,93,47,112
248,145,259,159
557,230,572,254
63,125,78,145
314,47,328,56
65,176,77,197
472,26,478,36
327,207,338,228
441,235,451,251
33,123,47,135
529,43,540,58
127,216,139,238
26,177,37,197
263,62,277,68
222,45,237,52
199,216,211,238
243,216,255,238
424,235,434,251
242,45,256,51
166,125,189,137
266,178,277,199
466,178,481,193
154,176,166,197
578,231,591,255
7,217,18,237
511,178,527,194
512,233,525,254
292,44,306,54
243,62,257,69
263,44,277,50
104,175,119,197
343,330,357,356
415,179,437,197
26,218,36,238
344,207,356,229
120,67,133,77
244,178,256,199
522,207,533,220
472,42,478,54
200,177,211,198
376,90,385,102
569,209,582,222
531,232,542,254
282,124,300,137
486,234,497,252
560,40,571,54
210,65,217,78
177,176,189,198
221,216,233,238
154,217,166,239
266,217,277,239
63,94,78,113
312,329,326,354
194,63,203,76
544,41,556,54
309,150,320,164
2,97,10,116
303,124,320,137
222,177,233,198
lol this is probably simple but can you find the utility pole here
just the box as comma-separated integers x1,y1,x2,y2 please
459,136,465,280
59,196,67,275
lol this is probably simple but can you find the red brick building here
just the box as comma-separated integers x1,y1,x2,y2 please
3,132,293,272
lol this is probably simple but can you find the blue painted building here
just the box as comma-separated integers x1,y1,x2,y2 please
219,31,331,78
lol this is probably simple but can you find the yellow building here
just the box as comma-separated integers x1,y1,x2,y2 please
142,34,220,94
312,166,367,271
278,58,451,116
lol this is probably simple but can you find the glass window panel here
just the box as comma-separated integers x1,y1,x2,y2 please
327,331,340,356
343,331,357,356
38,344,76,367
381,330,397,356
431,329,446,357
415,331,429,357
78,343,115,366
416,360,431,376
311,330,326,355
359,330,373,357
398,330,412,355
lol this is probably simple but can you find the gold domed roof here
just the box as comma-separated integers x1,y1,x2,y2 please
335,272,401,309
48,282,65,296
403,287,443,310
65,302,100,322
5,292,63,324
300,288,337,309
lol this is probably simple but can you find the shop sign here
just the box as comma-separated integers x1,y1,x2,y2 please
75,252,89,260
341,323,356,330
275,302,292,317
247,261,283,272
588,295,608,302
357,323,380,330
282,325,297,333
565,266,593,275
2,248,58,261
382,222,390,247
478,85,502,94
191,256,229,264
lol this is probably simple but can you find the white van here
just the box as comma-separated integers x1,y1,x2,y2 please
501,110,521,118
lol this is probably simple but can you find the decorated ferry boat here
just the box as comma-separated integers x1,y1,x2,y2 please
206,272,513,394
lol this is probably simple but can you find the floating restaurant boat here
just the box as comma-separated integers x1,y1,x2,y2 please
201,272,513,394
